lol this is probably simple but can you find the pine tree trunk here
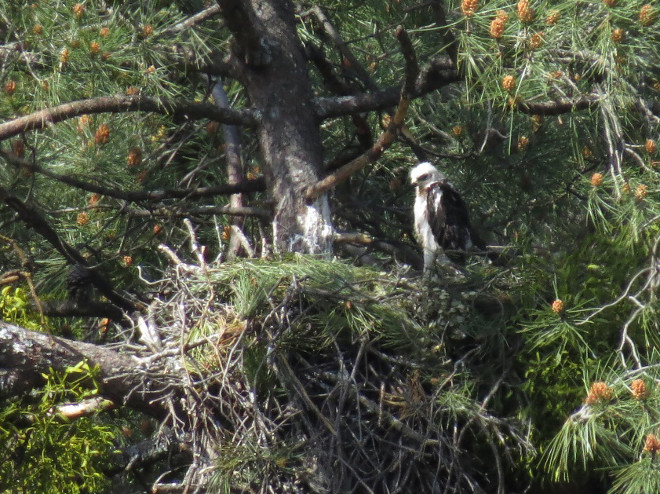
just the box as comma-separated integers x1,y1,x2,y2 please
219,0,333,254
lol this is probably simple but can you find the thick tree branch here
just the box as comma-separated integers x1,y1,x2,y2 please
0,322,179,419
305,27,417,203
314,52,601,121
315,84,602,120
38,300,125,321
313,56,459,120
0,95,258,142
314,87,402,120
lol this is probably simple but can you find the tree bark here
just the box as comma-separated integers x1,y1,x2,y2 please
218,0,333,253
210,76,247,259
0,322,178,419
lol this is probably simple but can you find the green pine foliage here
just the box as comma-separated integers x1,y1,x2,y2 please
162,256,532,492
0,0,659,491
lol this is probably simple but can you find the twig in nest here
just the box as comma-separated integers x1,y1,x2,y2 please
184,218,207,270
275,354,337,436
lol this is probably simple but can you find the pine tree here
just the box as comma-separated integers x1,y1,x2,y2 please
0,0,659,492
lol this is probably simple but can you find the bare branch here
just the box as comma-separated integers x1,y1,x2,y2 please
209,76,247,258
305,26,417,202
51,396,116,420
515,95,600,115
166,4,223,34
0,95,259,142
0,150,266,202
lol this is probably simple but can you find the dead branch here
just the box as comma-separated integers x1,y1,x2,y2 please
166,4,223,34
0,149,266,202
515,95,601,115
0,322,180,418
209,76,247,259
0,95,258,142
50,396,116,420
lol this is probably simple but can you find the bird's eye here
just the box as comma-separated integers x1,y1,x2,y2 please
417,173,430,181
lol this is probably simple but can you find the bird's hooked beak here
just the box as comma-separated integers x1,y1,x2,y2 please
410,172,431,188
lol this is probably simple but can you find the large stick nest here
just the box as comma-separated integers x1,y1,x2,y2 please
128,245,533,493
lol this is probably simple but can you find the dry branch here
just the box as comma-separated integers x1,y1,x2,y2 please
0,95,258,142
515,95,601,115
209,76,248,258
50,396,116,420
167,4,223,34
0,149,266,202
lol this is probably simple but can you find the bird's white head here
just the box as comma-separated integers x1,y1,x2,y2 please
409,162,444,189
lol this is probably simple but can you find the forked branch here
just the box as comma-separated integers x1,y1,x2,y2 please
305,26,418,203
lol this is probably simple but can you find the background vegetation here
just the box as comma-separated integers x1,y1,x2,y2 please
0,0,659,492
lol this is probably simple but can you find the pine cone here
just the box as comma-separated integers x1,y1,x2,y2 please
67,264,93,304
517,0,534,23
639,4,655,26
461,0,479,17
490,14,507,38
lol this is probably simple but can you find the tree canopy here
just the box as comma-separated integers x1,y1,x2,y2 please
0,0,659,492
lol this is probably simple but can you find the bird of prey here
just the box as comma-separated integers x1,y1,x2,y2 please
409,161,476,271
